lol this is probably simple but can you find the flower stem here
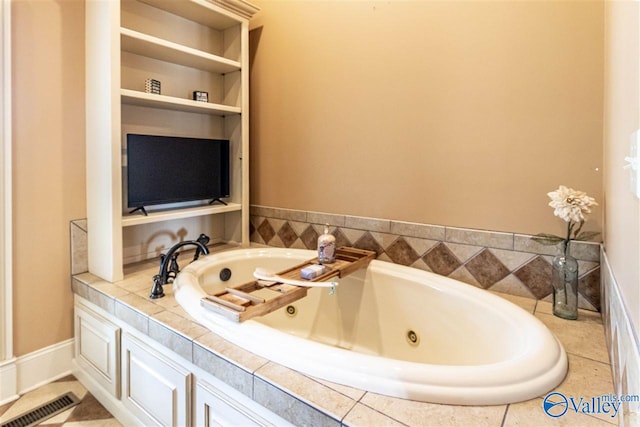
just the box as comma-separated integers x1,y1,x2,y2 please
560,221,573,305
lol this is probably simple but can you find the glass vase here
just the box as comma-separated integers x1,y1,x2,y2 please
551,247,579,320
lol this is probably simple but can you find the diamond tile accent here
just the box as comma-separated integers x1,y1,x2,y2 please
333,228,352,249
464,249,510,289
490,248,536,271
423,243,461,276
579,267,601,311
341,228,367,246
277,222,298,248
353,232,384,256
385,237,420,266
489,274,535,299
448,265,481,288
404,236,438,257
514,256,552,299
445,243,483,264
289,221,311,237
257,219,275,244
299,225,318,250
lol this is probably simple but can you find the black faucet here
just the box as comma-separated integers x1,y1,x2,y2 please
150,233,210,299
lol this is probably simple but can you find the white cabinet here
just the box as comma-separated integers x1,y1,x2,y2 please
121,333,191,426
74,301,120,398
74,297,289,427
85,0,258,282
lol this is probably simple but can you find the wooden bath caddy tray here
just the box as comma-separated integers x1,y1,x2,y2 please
200,247,376,322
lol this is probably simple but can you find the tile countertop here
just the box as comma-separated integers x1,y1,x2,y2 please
71,250,616,427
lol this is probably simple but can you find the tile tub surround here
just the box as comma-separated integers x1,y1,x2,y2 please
250,206,602,311
69,219,626,425
70,263,616,426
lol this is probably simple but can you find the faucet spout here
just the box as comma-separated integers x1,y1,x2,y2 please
150,233,210,299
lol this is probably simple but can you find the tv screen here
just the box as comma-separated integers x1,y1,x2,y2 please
126,134,230,210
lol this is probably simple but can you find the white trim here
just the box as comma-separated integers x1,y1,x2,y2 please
0,0,12,364
15,339,74,395
0,357,18,405
0,339,74,406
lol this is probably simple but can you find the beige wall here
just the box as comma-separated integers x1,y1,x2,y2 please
249,0,603,238
603,1,639,332
12,0,85,356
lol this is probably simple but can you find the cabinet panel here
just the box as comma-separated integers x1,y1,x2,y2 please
195,380,276,427
122,333,191,427
74,303,121,398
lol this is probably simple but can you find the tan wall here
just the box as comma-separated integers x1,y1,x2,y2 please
12,0,85,356
603,2,639,331
249,1,603,238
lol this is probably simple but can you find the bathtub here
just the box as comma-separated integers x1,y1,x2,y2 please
174,248,567,405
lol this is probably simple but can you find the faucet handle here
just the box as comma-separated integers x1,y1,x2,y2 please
150,274,165,299
167,253,180,282
193,234,211,261
197,233,210,245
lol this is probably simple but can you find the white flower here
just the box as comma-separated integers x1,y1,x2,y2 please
547,185,598,223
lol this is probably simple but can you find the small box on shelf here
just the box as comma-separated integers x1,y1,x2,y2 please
145,79,161,95
193,91,208,102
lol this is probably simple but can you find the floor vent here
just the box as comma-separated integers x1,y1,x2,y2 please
1,392,81,427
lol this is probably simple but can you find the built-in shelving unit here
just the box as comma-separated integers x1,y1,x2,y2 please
86,0,259,282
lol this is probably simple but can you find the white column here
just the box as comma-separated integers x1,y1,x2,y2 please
0,0,16,405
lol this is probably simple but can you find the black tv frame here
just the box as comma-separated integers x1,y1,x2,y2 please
126,134,230,216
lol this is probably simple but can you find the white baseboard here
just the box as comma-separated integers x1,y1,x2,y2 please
0,357,18,405
0,339,74,405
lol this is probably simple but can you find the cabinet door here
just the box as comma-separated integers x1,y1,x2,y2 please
122,333,191,426
195,380,278,427
74,303,120,398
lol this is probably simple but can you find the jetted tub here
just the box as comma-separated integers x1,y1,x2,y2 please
174,248,567,405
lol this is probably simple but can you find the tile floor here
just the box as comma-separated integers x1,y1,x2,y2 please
0,376,121,427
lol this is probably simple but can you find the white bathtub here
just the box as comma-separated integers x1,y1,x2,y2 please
174,248,567,405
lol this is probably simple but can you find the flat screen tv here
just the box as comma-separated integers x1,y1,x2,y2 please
126,134,230,215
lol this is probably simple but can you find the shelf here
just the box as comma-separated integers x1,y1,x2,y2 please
122,202,242,227
121,28,241,74
139,0,259,28
121,89,241,115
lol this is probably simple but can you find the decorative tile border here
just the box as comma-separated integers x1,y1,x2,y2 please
601,250,640,426
249,206,601,311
